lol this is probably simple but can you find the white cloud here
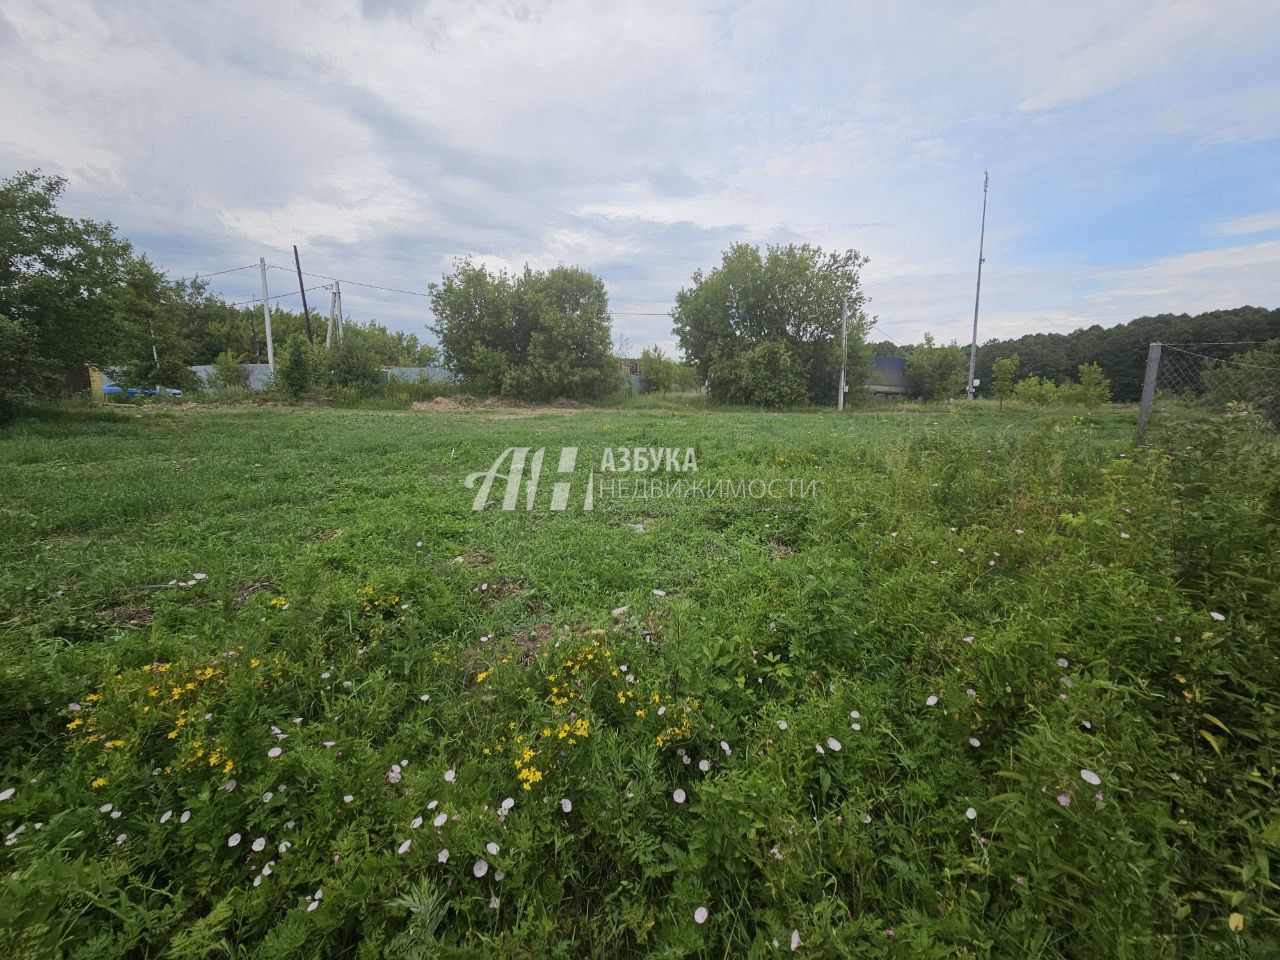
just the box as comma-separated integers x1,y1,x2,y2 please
1209,209,1280,237
0,0,1276,349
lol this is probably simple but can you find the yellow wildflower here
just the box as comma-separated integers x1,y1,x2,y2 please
91,777,108,789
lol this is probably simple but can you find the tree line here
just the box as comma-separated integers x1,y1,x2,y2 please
870,305,1280,403
1,171,438,416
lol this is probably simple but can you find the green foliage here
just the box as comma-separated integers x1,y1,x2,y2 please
905,333,966,400
991,354,1020,406
0,170,134,395
639,345,673,393
0,404,1277,955
277,335,312,400
1058,362,1112,407
429,260,618,401
1012,374,1058,405
708,339,809,407
209,349,248,389
321,330,383,393
1200,341,1280,424
970,306,1280,402
673,242,870,406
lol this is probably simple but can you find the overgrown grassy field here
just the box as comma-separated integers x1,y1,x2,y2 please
1,402,1278,958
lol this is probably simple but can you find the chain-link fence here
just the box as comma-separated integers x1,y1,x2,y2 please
1136,341,1280,438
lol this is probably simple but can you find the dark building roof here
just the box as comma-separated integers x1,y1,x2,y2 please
869,356,908,389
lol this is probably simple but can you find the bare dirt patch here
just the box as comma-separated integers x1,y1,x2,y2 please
96,602,153,627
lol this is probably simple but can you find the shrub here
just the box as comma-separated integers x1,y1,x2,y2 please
208,349,248,389
277,335,311,400
709,339,808,407
1013,374,1058,405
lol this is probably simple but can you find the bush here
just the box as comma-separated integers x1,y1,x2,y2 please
905,333,967,401
1013,374,1058,405
1059,362,1112,407
709,340,809,407
277,335,311,400
208,349,248,390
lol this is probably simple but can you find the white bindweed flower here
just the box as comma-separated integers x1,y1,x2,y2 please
500,797,515,813
437,848,449,863
444,769,456,783
720,741,731,756
560,797,573,813
262,791,273,803
419,694,431,702
698,759,710,772
694,906,709,924
850,710,860,720
652,589,666,597
851,723,861,731
486,841,500,856
115,833,127,845
398,839,412,855
427,800,439,810
791,929,802,950
827,737,842,752
99,803,113,814
307,899,319,912
180,810,190,823
1210,611,1225,621
489,895,500,910
473,859,489,878
926,695,939,706
494,869,505,882
433,813,447,828
252,837,266,852
673,788,687,804
965,807,977,821
1080,768,1102,786
111,810,121,819
815,744,825,755
778,720,788,730
1056,658,1069,668
253,876,262,887
411,816,423,829
160,810,172,823
267,747,282,758
343,795,353,804
228,833,241,847
962,636,975,644
192,572,207,581
969,737,981,747
278,840,292,853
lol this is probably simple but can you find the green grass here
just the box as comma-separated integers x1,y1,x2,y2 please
1,402,1277,958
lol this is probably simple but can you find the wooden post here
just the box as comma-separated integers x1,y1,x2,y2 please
293,245,314,343
1136,342,1162,441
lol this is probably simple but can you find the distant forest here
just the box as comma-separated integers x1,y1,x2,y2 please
870,306,1280,402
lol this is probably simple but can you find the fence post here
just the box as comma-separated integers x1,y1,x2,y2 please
1136,342,1162,441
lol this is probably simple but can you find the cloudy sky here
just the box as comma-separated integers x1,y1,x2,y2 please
2,0,1278,353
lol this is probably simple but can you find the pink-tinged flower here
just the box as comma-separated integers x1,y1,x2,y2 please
473,859,489,878
1057,793,1071,807
1015,875,1026,885
826,737,842,752
978,836,989,847
790,929,802,950
884,928,895,938
559,798,573,813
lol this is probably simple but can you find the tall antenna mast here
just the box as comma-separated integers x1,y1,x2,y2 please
966,170,989,400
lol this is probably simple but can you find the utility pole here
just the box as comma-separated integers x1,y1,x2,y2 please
333,280,344,343
293,245,314,343
259,257,275,370
837,295,849,411
249,313,260,363
966,170,989,400
325,288,335,348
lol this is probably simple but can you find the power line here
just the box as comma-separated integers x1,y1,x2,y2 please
267,264,431,299
227,283,330,308
191,264,258,279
